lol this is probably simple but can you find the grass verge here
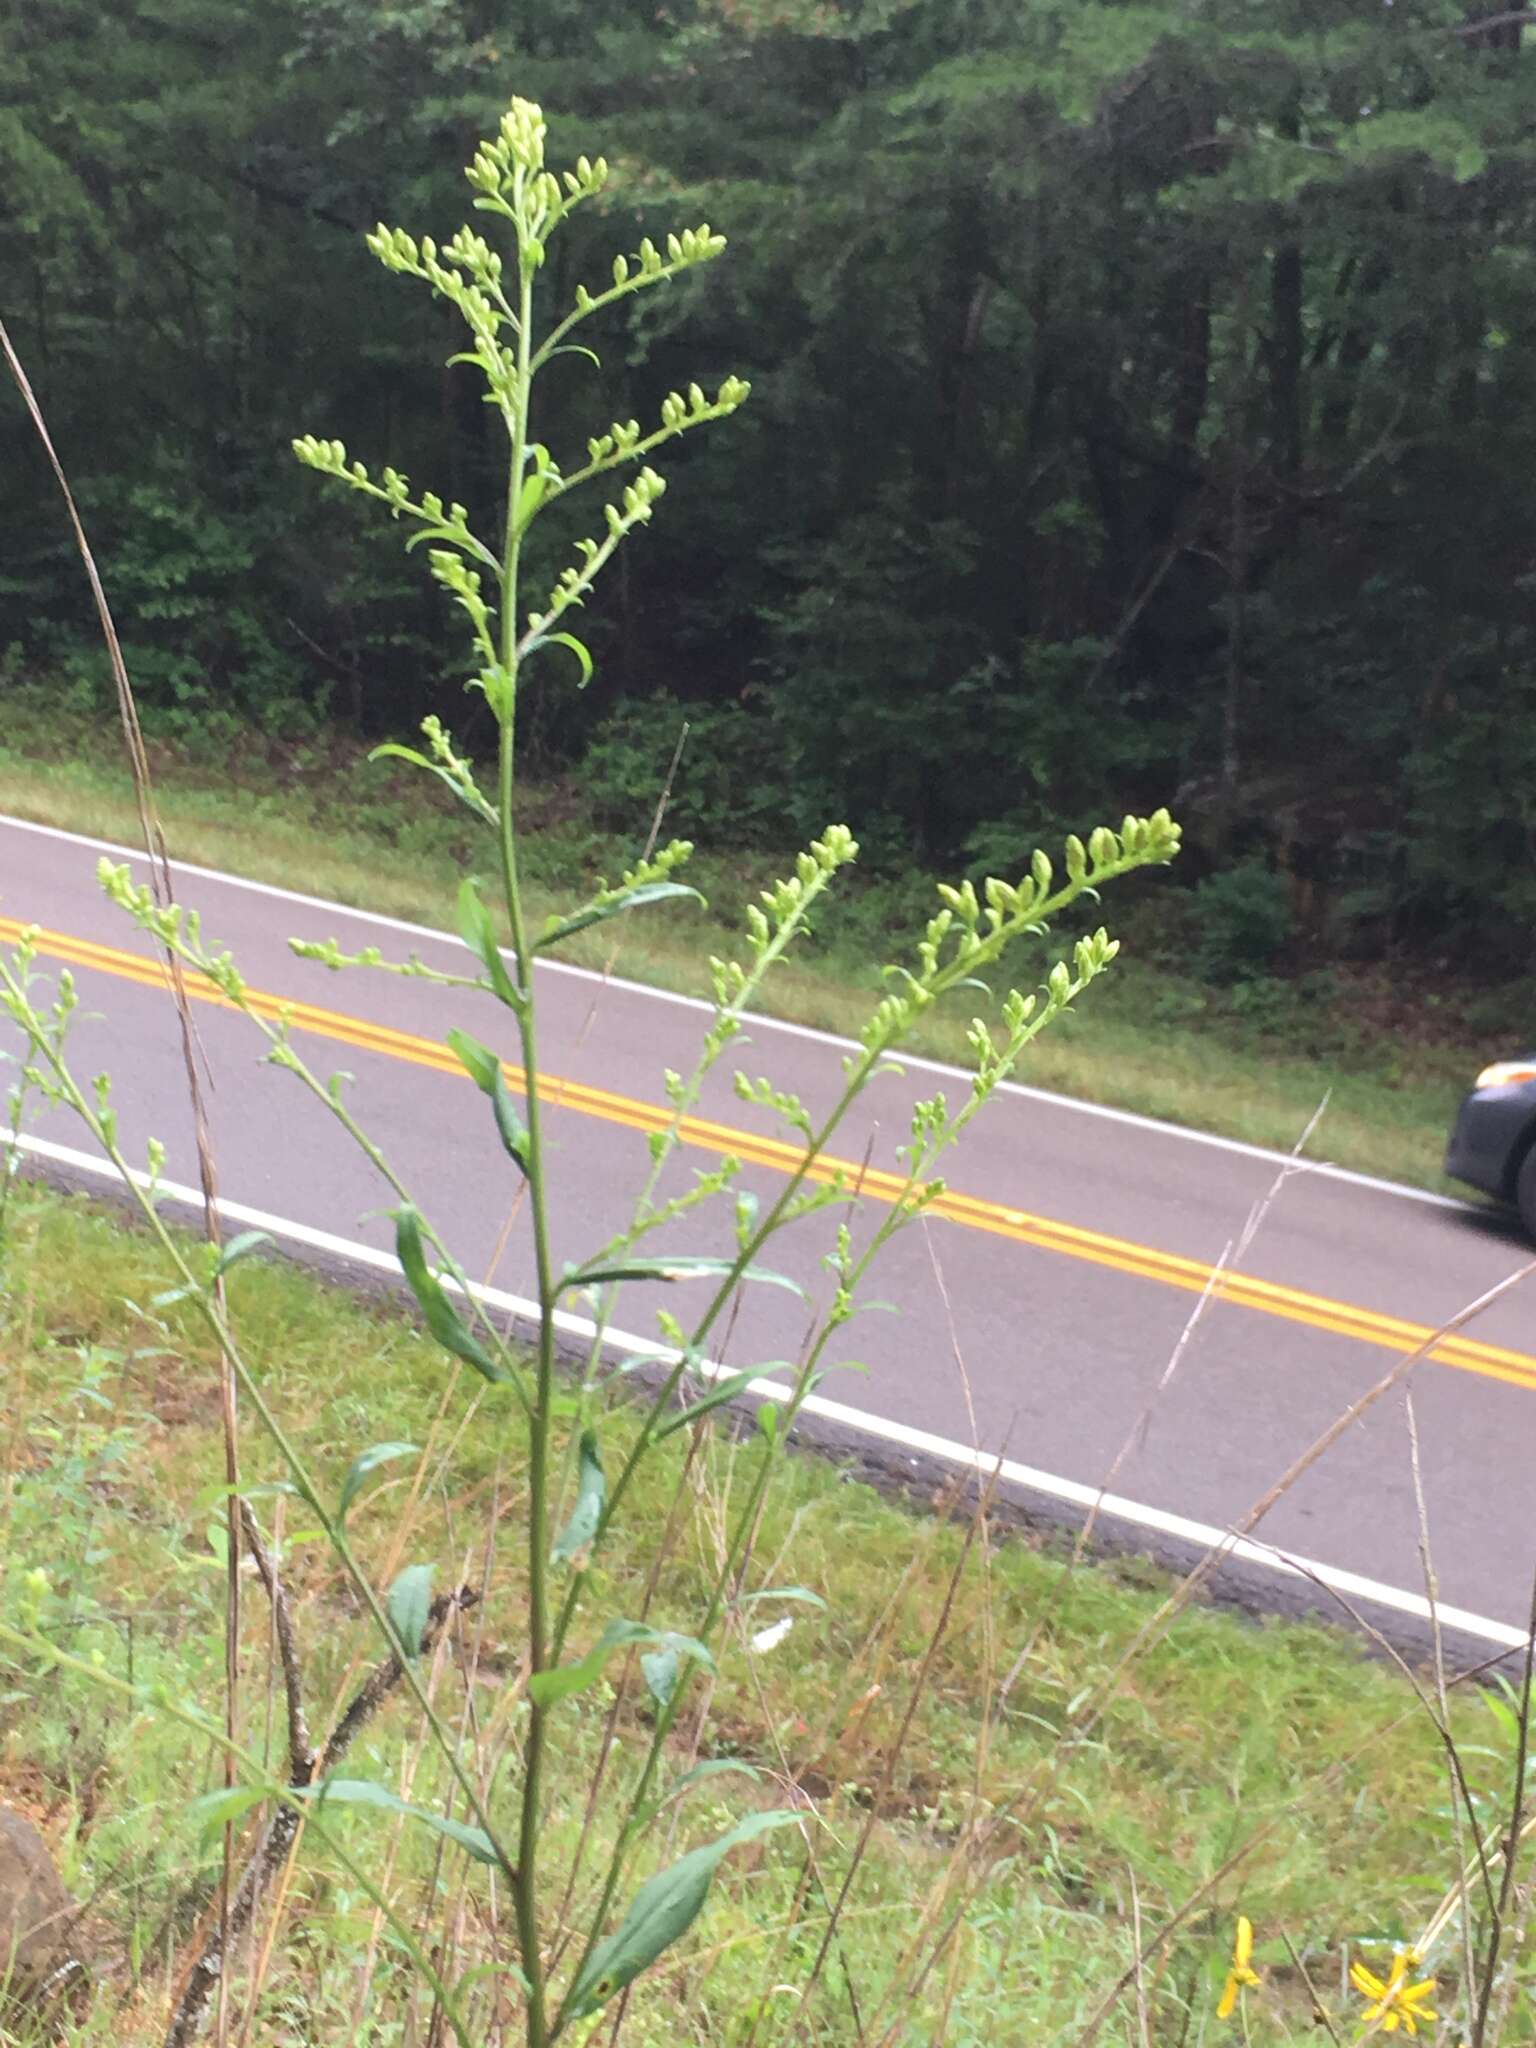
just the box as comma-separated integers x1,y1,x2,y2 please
0,1178,1513,2042
0,705,1499,1196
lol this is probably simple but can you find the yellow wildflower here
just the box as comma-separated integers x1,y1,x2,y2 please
1349,1950,1438,2035
1217,1916,1262,2019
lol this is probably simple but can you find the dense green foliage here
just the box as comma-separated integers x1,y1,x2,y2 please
4,0,1535,963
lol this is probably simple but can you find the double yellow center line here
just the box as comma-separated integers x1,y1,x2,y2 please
7,912,1536,1393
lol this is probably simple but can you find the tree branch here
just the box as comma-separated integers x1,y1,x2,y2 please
163,1585,478,2048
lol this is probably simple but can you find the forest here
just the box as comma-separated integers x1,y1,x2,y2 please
4,0,1534,971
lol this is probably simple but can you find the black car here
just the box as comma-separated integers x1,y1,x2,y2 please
1445,1059,1536,1236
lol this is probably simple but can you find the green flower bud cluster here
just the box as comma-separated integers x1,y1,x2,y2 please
709,826,858,1018
428,551,495,657
732,1073,813,1141
582,225,727,304
465,99,547,194
96,860,247,1001
859,815,1176,1061
623,1156,744,1251
293,440,493,568
605,467,667,535
585,838,696,911
659,378,752,432
586,420,645,466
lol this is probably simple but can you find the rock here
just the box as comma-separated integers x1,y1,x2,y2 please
0,1807,80,2006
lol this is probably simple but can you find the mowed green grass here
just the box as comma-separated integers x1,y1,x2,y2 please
0,713,1484,1197
0,1180,1513,2043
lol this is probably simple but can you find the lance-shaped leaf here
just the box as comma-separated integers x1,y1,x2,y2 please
387,1562,434,1656
338,1441,419,1523
393,1206,509,1383
301,1778,501,1866
455,878,523,1009
526,628,593,688
368,743,497,825
528,1619,711,1710
151,1229,275,1308
536,880,703,952
563,1810,801,2022
564,1255,804,1300
446,1028,530,1173
653,1369,761,1440
214,1229,273,1277
552,1431,605,1566
187,1782,271,1846
640,1646,679,1706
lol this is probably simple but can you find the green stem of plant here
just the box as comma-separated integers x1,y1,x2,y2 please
499,238,554,2048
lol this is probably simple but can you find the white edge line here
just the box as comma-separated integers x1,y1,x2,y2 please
12,1126,1526,1655
0,812,1476,1214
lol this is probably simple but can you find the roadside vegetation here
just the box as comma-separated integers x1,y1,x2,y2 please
0,1177,1513,2043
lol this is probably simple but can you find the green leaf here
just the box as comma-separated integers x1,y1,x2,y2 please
338,1441,419,1523
446,1028,530,1172
756,1402,780,1447
368,744,497,826
535,629,594,689
565,1256,804,1301
386,1562,435,1657
515,470,549,533
552,1431,606,1566
393,1206,508,1383
455,878,522,1009
302,1778,500,1866
537,881,703,951
653,1370,758,1440
663,1760,763,1800
738,1587,826,1612
187,1783,270,1845
564,1810,801,2022
622,1757,766,1836
640,1646,679,1706
528,1620,711,1710
214,1230,272,1277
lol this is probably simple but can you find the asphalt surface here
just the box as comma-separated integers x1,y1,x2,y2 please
5,811,1536,1657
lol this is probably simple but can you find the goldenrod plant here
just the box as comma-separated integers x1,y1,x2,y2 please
2,98,1191,2044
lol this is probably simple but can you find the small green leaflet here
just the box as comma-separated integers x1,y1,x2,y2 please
216,1230,273,1276
446,1028,530,1172
617,1759,765,1835
187,1782,270,1845
527,629,594,689
150,1230,274,1308
301,1778,501,1867
564,1255,804,1300
387,1562,435,1657
563,1810,801,2022
552,1431,605,1566
528,1619,711,1710
393,1206,508,1383
515,469,549,534
536,881,703,952
653,1370,760,1440
338,1442,419,1524
455,878,522,1009
640,1646,678,1706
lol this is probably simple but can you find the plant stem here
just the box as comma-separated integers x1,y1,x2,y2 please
499,238,554,2048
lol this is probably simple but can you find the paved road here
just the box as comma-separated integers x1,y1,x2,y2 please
4,812,1536,1654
